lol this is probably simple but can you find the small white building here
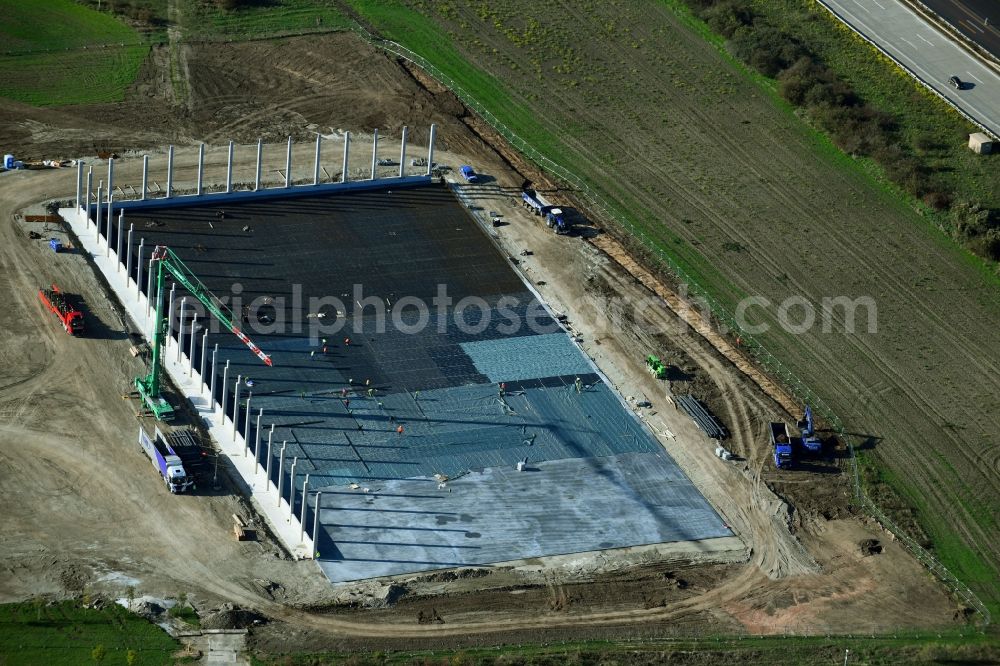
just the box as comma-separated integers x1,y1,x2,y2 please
968,132,995,155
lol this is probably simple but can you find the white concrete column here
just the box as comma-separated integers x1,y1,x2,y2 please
95,183,103,240
105,194,114,256
166,284,177,353
233,375,242,440
426,123,436,176
255,139,263,191
259,424,273,475
312,491,322,553
284,136,292,188
265,435,276,488
146,258,155,314
141,155,148,200
253,408,263,459
126,224,134,284
220,360,230,418
210,345,219,402
370,128,379,180
116,211,124,269
200,330,209,387
276,442,287,505
288,456,299,521
243,393,253,455
75,161,83,210
166,145,174,198
399,126,408,178
196,143,205,196
313,134,322,185
299,475,310,538
188,312,198,376
85,167,93,227
176,296,186,363
341,131,350,183
226,140,234,193
135,241,144,301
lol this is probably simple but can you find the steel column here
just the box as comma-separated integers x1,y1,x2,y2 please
200,329,208,388
107,157,114,204
95,183,103,240
253,408,263,459
370,128,379,180
85,167,93,227
221,360,230,418
141,155,148,200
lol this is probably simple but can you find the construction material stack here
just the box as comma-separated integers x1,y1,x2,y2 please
38,285,84,335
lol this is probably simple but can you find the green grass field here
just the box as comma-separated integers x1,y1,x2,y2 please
0,600,179,666
0,0,147,106
178,0,352,41
258,631,1000,665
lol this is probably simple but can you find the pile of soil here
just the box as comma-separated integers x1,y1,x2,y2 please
860,539,884,556
201,603,268,630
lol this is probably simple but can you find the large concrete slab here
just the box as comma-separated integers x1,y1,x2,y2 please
79,182,730,583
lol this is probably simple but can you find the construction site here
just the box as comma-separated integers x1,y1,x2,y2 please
0,9,994,662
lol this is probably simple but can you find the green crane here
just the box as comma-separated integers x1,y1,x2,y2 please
135,245,272,421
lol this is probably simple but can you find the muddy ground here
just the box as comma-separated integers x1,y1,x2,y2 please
0,30,966,655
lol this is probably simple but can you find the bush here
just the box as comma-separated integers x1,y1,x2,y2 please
700,0,756,38
730,24,809,77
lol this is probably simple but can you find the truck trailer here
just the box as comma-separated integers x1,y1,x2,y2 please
138,426,196,493
522,190,570,234
770,422,794,469
38,285,84,335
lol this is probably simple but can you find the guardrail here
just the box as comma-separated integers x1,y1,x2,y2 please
813,0,998,140
349,21,991,625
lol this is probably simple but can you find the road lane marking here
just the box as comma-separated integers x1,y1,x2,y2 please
899,36,918,49
966,71,983,84
854,0,871,13
916,34,934,45
963,19,986,34
872,0,886,9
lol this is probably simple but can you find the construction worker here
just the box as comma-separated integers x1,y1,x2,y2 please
499,382,506,397
575,376,583,393
344,337,351,347
396,425,404,435
367,387,376,398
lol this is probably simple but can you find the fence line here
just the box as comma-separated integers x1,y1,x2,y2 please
350,22,990,625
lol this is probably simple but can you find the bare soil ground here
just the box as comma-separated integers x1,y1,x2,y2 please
0,30,967,654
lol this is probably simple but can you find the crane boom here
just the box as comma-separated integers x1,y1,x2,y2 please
135,245,272,421
151,246,272,366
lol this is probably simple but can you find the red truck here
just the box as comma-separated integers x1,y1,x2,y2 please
39,285,84,335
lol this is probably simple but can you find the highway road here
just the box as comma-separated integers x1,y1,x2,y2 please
819,0,1000,138
920,0,1000,58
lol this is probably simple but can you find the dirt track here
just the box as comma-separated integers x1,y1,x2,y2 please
0,30,967,650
